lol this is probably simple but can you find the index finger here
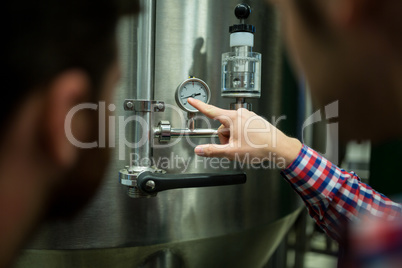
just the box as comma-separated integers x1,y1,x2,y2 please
188,98,235,120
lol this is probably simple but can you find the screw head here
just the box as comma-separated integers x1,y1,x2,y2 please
126,102,134,109
145,180,156,191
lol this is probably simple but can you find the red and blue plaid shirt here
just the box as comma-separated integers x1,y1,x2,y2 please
281,144,402,243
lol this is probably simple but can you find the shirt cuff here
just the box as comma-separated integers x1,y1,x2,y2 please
280,144,343,204
281,144,310,176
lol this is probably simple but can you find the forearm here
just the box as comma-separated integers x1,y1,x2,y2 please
281,144,402,242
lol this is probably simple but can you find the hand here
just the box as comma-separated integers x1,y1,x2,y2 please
187,98,302,168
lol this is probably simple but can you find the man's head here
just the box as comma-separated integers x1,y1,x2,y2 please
1,1,139,219
270,0,402,142
0,2,140,265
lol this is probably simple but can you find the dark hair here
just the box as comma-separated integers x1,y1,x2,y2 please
294,0,326,34
1,0,139,131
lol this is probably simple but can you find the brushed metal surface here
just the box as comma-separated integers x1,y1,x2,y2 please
18,209,302,268
23,0,302,266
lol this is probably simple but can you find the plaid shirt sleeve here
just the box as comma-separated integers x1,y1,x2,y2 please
280,144,402,243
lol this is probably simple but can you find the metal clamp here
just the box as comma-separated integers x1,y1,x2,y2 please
124,100,165,112
119,166,166,198
154,121,171,143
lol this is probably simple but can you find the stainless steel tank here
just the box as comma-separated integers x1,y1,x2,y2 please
17,1,302,267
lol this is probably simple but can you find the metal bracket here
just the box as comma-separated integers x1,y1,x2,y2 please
124,100,165,112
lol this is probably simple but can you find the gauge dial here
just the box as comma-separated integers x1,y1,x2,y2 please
175,78,211,113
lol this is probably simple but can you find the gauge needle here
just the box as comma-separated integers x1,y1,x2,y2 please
182,93,201,99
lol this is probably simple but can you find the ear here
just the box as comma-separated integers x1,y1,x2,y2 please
43,70,91,169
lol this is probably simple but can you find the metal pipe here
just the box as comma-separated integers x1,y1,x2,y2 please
132,0,157,166
137,0,156,99
230,97,252,110
187,113,196,131
232,45,252,55
154,128,218,140
170,128,218,138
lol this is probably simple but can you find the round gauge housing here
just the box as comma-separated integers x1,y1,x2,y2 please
175,78,211,113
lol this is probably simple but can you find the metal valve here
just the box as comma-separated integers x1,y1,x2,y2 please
137,172,247,195
120,167,246,198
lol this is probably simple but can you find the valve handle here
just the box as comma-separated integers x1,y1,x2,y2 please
137,172,247,194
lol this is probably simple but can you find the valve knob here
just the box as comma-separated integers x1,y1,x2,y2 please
234,3,251,20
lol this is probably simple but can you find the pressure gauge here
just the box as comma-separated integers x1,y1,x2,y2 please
175,77,211,113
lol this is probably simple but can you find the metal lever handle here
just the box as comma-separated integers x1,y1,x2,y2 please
137,172,247,194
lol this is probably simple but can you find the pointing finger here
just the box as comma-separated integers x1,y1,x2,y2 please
188,98,235,123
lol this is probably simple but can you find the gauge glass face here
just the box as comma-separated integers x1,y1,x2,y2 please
177,80,209,112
